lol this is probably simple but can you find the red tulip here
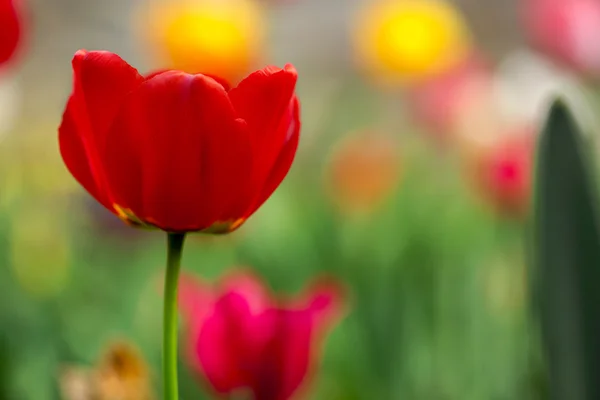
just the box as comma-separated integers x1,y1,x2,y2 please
521,0,600,77
0,0,21,66
59,50,300,233
178,270,345,400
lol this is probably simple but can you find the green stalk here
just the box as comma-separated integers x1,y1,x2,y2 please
163,232,186,400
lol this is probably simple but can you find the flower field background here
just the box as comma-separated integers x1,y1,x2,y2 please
1,0,599,399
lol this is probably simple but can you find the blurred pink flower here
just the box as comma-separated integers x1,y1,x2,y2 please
468,129,534,218
178,270,345,400
406,54,493,141
521,0,600,77
0,0,22,66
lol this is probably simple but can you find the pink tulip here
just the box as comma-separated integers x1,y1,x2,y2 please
468,129,534,218
521,0,600,77
178,270,345,400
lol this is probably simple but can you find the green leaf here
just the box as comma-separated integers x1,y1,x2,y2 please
533,99,600,400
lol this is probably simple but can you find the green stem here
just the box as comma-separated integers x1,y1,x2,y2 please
163,232,186,400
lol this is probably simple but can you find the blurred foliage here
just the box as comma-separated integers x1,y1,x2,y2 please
533,100,600,400
2,0,600,399
0,94,535,399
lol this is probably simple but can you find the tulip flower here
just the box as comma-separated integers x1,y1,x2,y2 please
468,131,534,218
58,50,300,234
521,0,600,77
178,271,345,400
58,50,300,400
0,0,21,66
353,0,472,85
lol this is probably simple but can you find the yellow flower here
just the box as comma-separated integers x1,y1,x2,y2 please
353,0,472,85
140,0,265,83
94,342,154,400
59,341,154,400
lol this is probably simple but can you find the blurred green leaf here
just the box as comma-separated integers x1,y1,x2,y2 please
533,99,600,400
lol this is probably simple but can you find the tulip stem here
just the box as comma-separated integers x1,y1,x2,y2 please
163,232,186,400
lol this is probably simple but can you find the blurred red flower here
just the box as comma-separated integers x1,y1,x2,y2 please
59,50,300,233
469,130,534,218
0,0,21,66
178,270,345,400
521,0,600,77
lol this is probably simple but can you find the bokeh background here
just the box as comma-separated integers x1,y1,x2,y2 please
1,0,600,398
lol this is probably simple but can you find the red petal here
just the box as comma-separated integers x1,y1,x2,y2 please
144,69,170,81
59,97,111,208
248,96,300,215
229,65,298,188
303,277,346,332
72,50,144,145
145,70,231,91
202,74,232,92
59,51,144,210
229,65,297,132
0,0,21,65
219,270,272,314
103,71,253,231
263,309,313,400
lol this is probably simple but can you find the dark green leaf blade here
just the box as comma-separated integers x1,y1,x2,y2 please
533,99,600,400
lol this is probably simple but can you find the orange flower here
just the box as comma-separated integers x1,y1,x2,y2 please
326,132,401,214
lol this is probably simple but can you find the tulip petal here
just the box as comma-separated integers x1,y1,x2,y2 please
219,270,271,315
104,71,253,231
72,50,145,144
59,98,111,208
59,51,144,210
249,96,300,214
198,293,262,393
229,65,298,187
265,309,312,400
229,65,297,134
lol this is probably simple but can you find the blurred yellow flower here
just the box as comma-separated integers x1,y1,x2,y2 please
60,341,154,400
140,0,265,83
353,0,472,84
94,341,154,400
